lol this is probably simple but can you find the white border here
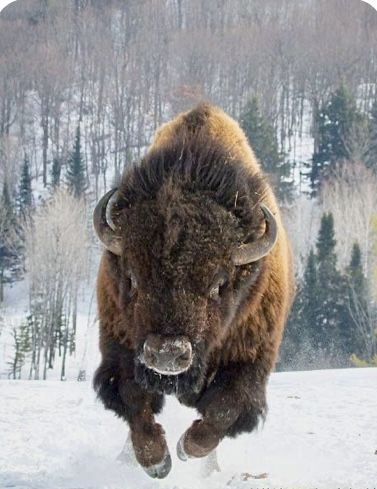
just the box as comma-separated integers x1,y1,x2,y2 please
0,0,14,13
362,0,377,11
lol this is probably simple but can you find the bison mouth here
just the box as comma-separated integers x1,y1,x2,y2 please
134,346,207,397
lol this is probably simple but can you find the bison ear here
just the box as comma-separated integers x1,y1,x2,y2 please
232,205,278,266
93,189,123,256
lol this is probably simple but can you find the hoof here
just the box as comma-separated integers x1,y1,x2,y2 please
177,426,219,460
143,452,172,479
176,433,190,461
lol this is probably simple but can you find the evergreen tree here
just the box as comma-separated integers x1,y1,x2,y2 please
18,155,33,216
311,85,361,193
8,320,31,379
283,214,351,369
240,97,293,201
348,242,364,291
66,126,87,198
312,213,347,364
51,157,61,188
0,182,21,302
301,249,319,331
316,213,337,264
280,249,319,370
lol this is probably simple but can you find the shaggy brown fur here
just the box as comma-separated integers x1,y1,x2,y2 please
94,103,294,478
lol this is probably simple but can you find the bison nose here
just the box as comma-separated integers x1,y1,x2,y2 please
143,334,193,375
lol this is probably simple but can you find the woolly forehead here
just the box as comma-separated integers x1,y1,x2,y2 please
119,186,246,288
110,137,269,276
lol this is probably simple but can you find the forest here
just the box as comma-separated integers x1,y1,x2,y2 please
0,0,377,379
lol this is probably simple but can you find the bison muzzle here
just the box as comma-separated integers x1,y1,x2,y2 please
93,104,294,478
142,334,193,375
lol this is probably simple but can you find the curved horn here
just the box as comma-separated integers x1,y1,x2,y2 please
232,204,278,266
93,188,122,256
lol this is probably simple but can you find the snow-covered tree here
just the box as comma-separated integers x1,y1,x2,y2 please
320,161,377,275
24,189,89,380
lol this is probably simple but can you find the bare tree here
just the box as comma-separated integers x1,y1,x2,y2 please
346,281,377,360
283,194,321,278
2,0,377,200
24,189,89,380
321,161,377,276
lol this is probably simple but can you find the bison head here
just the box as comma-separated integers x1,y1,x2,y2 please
94,170,277,396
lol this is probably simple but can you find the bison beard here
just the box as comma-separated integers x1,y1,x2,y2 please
93,104,294,478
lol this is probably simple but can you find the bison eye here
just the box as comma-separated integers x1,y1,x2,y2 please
209,274,227,302
125,271,138,298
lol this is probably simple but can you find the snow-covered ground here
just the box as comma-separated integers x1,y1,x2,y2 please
1,368,376,489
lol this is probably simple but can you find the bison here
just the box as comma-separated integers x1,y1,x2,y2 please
93,103,294,478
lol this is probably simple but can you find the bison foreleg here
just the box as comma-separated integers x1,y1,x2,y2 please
128,413,171,478
94,356,171,478
117,379,171,478
177,362,267,460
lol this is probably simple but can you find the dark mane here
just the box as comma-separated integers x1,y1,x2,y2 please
117,131,267,224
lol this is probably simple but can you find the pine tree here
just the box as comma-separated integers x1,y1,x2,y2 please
296,250,320,364
348,242,364,291
311,85,360,193
240,97,293,201
301,249,319,331
0,182,21,302
279,249,319,370
316,213,337,265
18,155,33,216
66,126,87,198
8,320,31,379
312,213,346,364
284,214,350,368
51,157,61,188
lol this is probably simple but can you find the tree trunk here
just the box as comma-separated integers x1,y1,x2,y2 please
41,104,49,187
0,266,4,303
61,323,69,381
71,292,77,354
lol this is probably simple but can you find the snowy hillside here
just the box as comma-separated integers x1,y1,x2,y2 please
1,368,376,489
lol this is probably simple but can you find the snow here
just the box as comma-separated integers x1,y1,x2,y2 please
1,368,376,489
